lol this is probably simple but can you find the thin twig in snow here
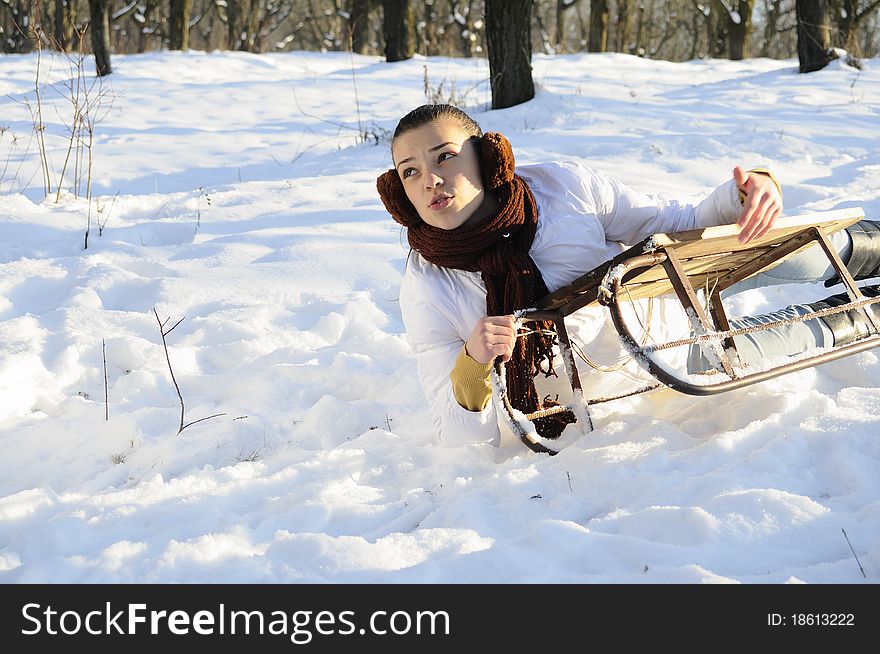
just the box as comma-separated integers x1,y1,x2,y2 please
153,308,226,435
103,338,109,421
841,528,867,578
182,413,228,431
153,308,187,434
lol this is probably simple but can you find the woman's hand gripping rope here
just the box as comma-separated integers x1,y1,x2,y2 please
465,315,518,365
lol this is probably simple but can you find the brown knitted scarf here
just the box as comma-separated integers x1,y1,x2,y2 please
377,132,576,439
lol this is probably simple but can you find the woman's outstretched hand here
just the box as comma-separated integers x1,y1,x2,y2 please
734,165,783,243
466,315,517,365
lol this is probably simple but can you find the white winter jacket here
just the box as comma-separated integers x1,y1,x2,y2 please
399,160,743,447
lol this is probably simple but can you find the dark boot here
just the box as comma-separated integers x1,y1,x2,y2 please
807,285,880,346
825,220,880,287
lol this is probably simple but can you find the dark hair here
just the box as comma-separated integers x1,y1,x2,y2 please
392,104,482,144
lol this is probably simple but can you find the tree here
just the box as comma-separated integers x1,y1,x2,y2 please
830,0,880,55
88,0,112,76
382,0,413,61
349,0,372,54
588,0,609,52
555,0,583,52
613,0,632,53
760,0,786,57
169,0,193,50
796,0,832,72
485,0,534,109
719,0,752,60
53,0,78,51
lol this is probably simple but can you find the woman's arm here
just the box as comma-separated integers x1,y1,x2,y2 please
571,162,780,245
400,273,503,447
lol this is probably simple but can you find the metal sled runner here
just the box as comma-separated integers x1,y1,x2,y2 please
494,207,880,455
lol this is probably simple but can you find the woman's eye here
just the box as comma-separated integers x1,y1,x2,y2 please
438,152,456,162
402,168,416,179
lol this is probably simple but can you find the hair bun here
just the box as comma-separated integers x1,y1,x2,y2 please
480,132,516,190
376,169,421,227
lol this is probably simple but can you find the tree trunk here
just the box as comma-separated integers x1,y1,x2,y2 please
555,0,581,53
727,1,751,60
383,0,413,61
88,0,112,75
760,0,783,57
708,1,728,57
245,3,262,51
485,0,535,109
833,0,880,56
227,0,242,49
796,0,832,72
634,2,647,56
53,0,77,50
837,0,858,52
169,0,192,50
588,0,608,52
555,0,566,52
615,0,631,53
349,0,371,54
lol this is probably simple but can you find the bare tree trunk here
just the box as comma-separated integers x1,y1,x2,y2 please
227,0,244,49
832,0,880,55
761,0,783,57
245,3,262,51
349,0,371,54
555,0,581,53
615,0,632,53
836,0,858,51
485,0,535,109
588,0,608,52
88,0,112,75
726,1,751,60
555,0,566,51
634,2,647,55
383,0,413,61
708,1,728,57
53,0,77,50
416,0,439,55
797,0,832,72
0,0,33,52
169,0,193,50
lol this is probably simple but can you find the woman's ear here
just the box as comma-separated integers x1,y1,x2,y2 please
377,168,420,226
479,132,516,190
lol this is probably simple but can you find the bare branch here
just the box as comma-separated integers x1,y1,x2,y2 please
164,316,186,337
103,338,109,421
841,528,867,578
182,413,228,431
153,307,186,434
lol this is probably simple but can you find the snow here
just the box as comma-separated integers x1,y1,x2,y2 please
1,49,879,584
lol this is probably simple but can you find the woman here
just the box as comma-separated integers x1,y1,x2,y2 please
377,104,879,447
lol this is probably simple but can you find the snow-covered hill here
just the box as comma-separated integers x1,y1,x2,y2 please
1,49,878,583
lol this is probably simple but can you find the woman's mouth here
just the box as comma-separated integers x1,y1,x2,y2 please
430,195,452,210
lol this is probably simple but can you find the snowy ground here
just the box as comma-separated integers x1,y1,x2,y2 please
1,49,879,583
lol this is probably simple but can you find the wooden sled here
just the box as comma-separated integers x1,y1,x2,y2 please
493,207,880,455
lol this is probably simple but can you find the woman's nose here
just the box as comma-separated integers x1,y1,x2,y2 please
425,172,443,189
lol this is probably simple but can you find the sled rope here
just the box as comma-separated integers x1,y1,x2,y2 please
569,288,655,373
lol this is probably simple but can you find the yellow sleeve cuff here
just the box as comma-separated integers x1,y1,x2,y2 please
450,345,494,412
738,168,782,204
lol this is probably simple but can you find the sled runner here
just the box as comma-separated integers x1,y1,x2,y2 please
493,207,880,455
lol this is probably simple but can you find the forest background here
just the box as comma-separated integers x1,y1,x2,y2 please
2,1,879,65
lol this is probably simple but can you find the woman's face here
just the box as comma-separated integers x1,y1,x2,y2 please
391,118,492,230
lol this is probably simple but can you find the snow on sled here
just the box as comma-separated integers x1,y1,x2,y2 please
493,207,880,455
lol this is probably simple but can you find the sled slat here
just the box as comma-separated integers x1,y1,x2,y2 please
539,208,864,311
